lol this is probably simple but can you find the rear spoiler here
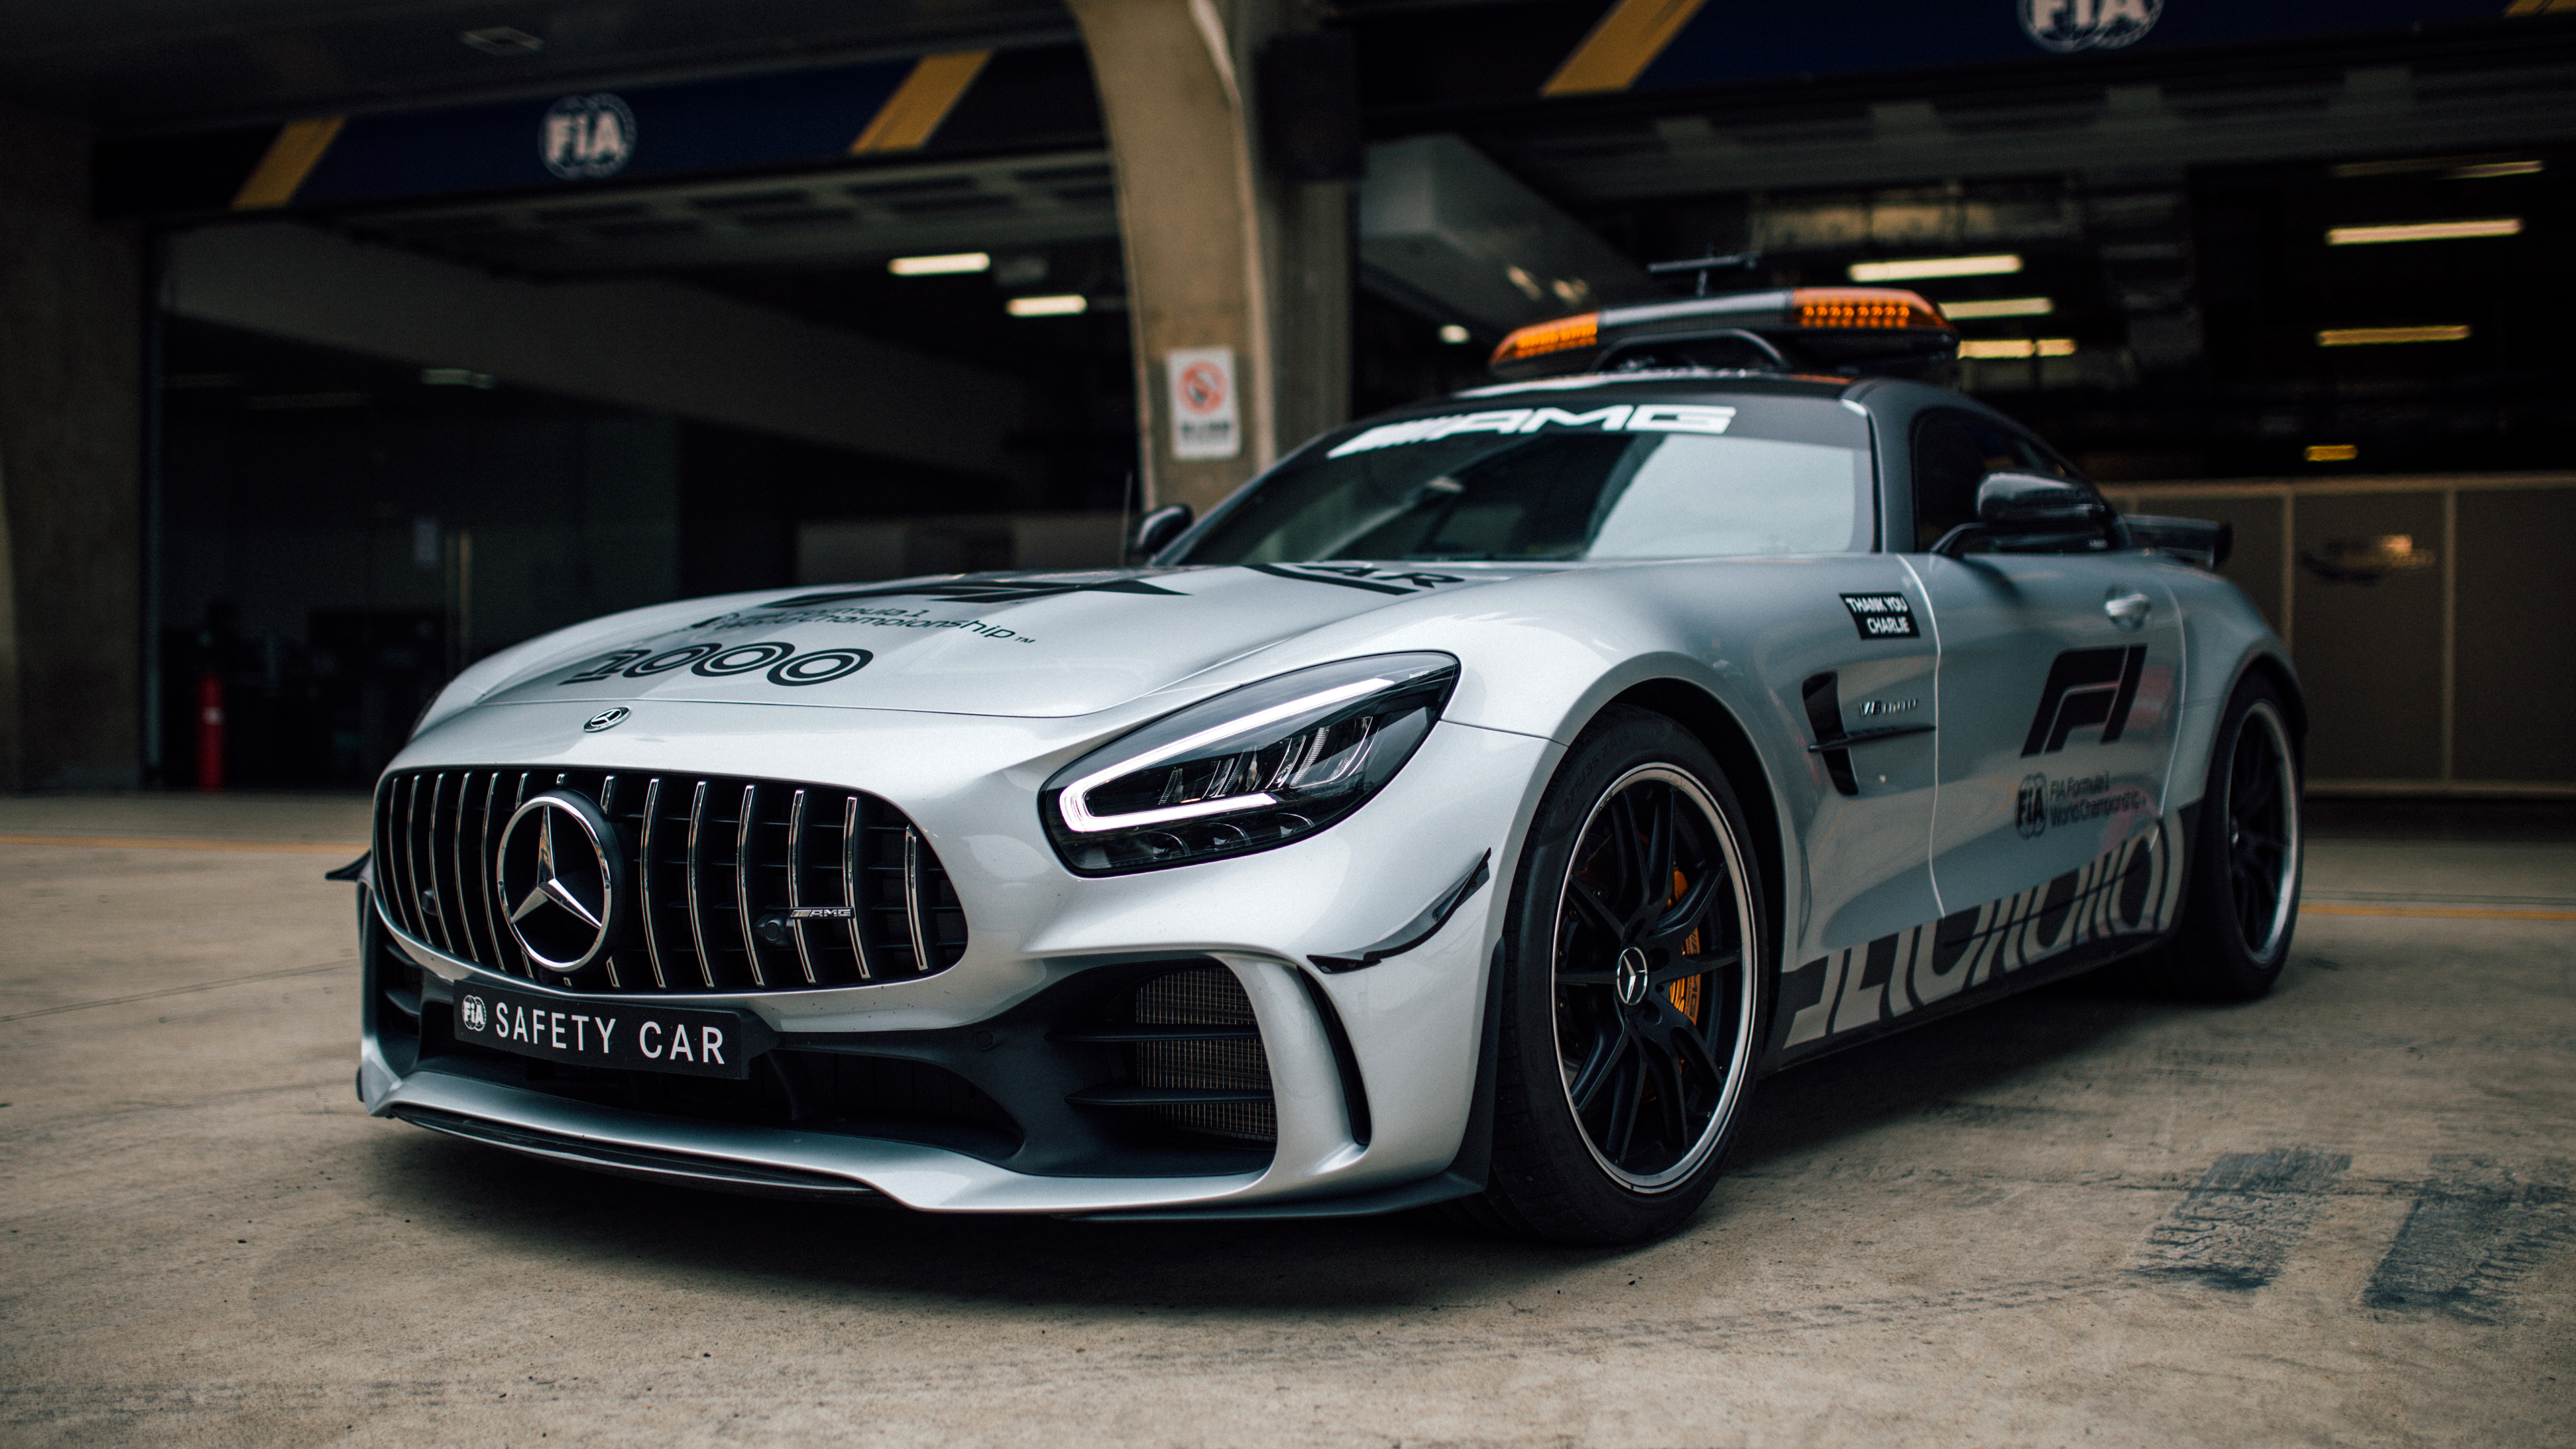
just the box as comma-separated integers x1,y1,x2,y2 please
2124,514,2233,570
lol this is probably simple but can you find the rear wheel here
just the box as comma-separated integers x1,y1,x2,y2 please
2148,674,2303,999
1451,707,1766,1244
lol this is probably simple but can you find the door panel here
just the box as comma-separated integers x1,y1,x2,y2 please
1913,552,2183,914
1748,561,1942,968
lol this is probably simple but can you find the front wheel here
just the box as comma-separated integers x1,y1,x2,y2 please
1450,706,1768,1244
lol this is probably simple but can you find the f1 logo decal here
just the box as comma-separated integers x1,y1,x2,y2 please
2022,646,2147,756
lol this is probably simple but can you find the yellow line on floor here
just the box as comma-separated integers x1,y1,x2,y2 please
0,834,364,855
2303,902,2576,922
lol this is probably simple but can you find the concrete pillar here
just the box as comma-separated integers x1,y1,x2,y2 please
1069,0,1350,516
0,104,142,790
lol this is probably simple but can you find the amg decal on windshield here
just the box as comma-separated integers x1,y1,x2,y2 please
2023,645,2148,756
1326,403,1736,457
1839,592,1918,639
762,575,1186,608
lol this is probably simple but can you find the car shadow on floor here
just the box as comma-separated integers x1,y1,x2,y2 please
360,956,2297,1312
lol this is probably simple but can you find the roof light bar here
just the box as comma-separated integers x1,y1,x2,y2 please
2305,444,2359,462
1488,313,1599,368
1939,297,2054,320
2317,325,2471,346
2326,219,2522,245
1006,294,1088,316
1792,289,1950,331
889,252,991,276
1848,254,2022,283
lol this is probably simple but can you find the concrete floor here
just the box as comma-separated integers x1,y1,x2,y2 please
3,793,2570,1447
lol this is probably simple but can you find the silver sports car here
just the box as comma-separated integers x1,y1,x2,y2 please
351,285,2301,1243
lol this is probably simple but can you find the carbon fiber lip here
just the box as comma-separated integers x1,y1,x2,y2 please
391,1105,880,1201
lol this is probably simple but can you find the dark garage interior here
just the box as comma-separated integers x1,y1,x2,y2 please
2,0,2572,1441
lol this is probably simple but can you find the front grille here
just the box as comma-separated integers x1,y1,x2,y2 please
1133,966,1277,1145
374,767,967,994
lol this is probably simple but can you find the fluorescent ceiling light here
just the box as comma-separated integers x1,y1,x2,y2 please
1939,297,2053,320
2317,325,2471,346
1848,254,2022,282
1007,294,1088,317
889,252,990,276
1958,339,2076,360
2326,218,2521,245
2305,444,2359,462
1438,325,1471,344
2445,160,2544,179
2329,155,2543,179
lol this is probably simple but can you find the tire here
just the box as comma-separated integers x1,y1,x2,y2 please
2145,673,2304,1000
1448,705,1769,1245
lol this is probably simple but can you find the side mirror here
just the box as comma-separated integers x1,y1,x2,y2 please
1934,471,2111,557
1129,503,1193,561
1976,471,2105,526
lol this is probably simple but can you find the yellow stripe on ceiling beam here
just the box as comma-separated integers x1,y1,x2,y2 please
231,116,346,210
851,50,994,154
1542,0,1709,97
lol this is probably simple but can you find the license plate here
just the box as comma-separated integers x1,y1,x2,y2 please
450,984,773,1080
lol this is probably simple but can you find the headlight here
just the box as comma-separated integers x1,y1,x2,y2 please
1041,653,1459,875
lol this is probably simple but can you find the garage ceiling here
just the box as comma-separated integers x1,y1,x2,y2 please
0,0,1077,132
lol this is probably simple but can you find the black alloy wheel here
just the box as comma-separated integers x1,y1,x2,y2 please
1550,764,1753,1190
2224,698,2299,963
1454,706,1766,1244
2147,674,2304,1000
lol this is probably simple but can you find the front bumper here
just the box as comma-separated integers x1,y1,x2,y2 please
360,706,1561,1215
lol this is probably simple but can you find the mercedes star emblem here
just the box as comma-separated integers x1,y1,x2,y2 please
493,790,627,972
583,707,629,733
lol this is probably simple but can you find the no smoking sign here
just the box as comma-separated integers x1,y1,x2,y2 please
1166,347,1240,460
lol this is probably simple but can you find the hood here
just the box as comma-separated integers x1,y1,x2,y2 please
473,564,1561,718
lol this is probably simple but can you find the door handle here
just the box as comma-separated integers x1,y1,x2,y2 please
2105,592,2152,630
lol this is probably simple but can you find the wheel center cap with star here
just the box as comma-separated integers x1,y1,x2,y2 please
493,789,627,972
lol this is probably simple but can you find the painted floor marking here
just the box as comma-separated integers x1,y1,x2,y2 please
2301,903,2576,922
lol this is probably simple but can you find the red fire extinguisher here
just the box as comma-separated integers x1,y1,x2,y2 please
196,670,225,792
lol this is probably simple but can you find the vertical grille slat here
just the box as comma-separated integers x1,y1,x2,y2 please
734,782,766,988
597,774,623,990
785,788,820,986
373,767,961,995
397,774,427,943
685,779,716,989
902,826,932,977
637,777,670,989
842,794,874,981
477,772,512,976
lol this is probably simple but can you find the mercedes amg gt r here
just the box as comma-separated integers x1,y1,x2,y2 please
349,284,2303,1243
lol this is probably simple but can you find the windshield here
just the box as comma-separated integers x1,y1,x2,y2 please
1173,393,1875,565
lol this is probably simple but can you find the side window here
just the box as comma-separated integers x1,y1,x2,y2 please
1910,411,2083,550
1911,413,2010,550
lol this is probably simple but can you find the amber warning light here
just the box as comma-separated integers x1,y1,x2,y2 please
1792,289,1952,332
1489,313,1600,368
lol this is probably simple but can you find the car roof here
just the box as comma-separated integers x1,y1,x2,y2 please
1437,370,1860,409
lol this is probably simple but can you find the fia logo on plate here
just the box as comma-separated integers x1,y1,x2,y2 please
542,94,635,180
2021,0,2160,52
